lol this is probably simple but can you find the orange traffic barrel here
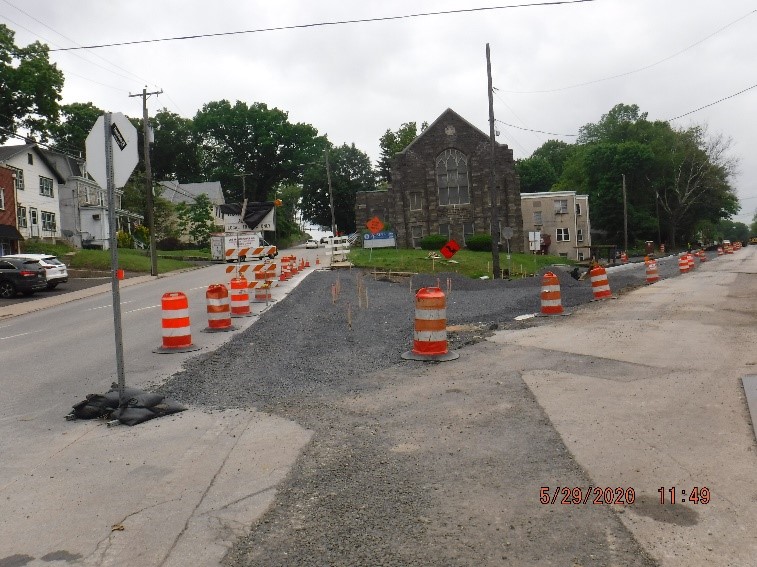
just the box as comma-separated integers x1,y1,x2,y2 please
230,276,253,317
645,260,659,284
678,255,689,273
203,284,236,332
155,292,201,353
687,253,695,270
620,252,628,264
401,287,459,361
253,281,272,303
589,266,612,300
539,272,564,315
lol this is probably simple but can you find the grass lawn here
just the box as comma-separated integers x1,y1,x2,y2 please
348,247,572,279
21,241,194,273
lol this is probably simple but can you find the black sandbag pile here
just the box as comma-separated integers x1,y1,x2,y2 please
69,383,187,426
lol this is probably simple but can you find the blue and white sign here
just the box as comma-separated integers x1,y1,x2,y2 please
363,231,396,248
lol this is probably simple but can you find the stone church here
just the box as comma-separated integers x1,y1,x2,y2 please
356,108,523,252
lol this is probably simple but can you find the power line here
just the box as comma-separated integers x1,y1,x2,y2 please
667,82,757,122
494,119,577,137
498,8,756,94
0,0,152,87
49,0,597,51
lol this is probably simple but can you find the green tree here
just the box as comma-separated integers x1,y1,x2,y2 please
0,24,64,142
48,102,103,155
751,210,757,237
272,184,302,242
120,170,177,240
193,100,325,203
151,109,202,182
176,193,214,246
377,121,427,182
301,143,377,233
531,139,576,179
515,155,557,193
716,219,750,243
561,104,738,247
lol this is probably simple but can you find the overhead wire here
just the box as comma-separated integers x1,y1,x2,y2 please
0,0,153,86
497,8,756,94
48,0,597,51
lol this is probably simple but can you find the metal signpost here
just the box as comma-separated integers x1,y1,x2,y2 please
85,112,139,409
502,226,514,278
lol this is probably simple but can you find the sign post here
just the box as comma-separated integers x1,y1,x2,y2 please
86,112,138,411
365,216,385,260
502,226,514,278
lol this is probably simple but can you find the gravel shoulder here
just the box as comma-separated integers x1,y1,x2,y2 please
156,259,685,566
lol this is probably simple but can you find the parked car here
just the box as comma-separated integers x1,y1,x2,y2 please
2,254,68,289
305,239,319,249
0,257,48,298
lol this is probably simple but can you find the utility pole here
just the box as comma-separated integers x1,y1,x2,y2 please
129,87,162,276
486,44,501,278
622,173,628,252
325,147,336,237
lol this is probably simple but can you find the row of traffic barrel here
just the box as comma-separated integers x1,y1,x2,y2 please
155,255,313,353
403,245,740,362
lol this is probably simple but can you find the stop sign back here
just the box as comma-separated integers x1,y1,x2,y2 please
85,112,139,189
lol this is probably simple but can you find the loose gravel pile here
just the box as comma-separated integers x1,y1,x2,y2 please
156,255,699,566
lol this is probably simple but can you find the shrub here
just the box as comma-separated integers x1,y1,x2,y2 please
465,233,492,252
117,230,134,249
420,233,448,250
157,236,182,251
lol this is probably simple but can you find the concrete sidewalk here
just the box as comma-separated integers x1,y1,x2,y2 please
491,248,757,565
0,410,311,566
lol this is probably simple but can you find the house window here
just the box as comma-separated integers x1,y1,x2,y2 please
575,202,582,216
409,193,422,210
411,225,423,248
578,251,585,261
8,167,23,191
577,228,584,242
40,176,54,197
0,189,4,210
463,222,474,244
554,199,568,214
533,211,542,225
438,223,450,238
436,149,470,206
97,190,106,207
28,153,33,165
41,211,56,231
556,227,570,242
17,206,27,228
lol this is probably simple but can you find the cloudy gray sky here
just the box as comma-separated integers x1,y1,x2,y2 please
4,0,756,225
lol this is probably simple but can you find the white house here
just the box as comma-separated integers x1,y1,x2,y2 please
0,144,64,242
42,148,143,250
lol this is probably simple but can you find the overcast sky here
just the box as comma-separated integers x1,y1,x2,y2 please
3,0,755,225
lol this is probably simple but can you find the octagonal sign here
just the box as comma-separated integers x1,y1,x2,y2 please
85,112,139,189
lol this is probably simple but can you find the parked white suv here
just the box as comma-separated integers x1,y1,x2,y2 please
3,254,68,289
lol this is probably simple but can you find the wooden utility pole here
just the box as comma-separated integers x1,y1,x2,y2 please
129,87,162,276
325,148,336,237
486,44,501,278
622,174,628,252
